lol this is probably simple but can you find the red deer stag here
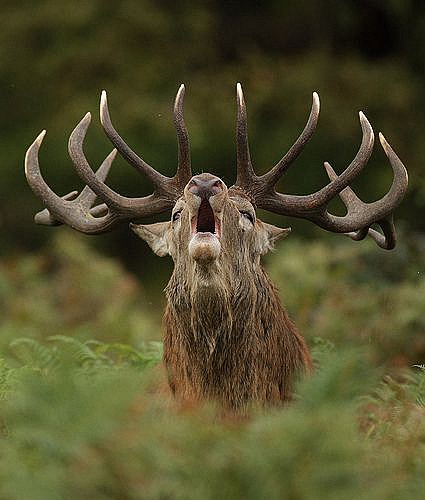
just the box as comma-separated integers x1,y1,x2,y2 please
25,84,408,413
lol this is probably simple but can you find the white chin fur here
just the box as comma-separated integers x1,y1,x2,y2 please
189,233,221,262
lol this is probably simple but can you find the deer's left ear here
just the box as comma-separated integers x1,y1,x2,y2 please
258,222,291,255
130,222,170,257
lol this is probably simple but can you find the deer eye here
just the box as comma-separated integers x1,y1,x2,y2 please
172,210,182,222
239,210,254,224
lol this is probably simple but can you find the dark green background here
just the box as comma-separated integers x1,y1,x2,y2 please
1,0,424,291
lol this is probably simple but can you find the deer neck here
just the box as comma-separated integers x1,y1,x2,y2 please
165,257,277,351
163,256,310,411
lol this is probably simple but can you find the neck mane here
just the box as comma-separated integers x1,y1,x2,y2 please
163,256,311,413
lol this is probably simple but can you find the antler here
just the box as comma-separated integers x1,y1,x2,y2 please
232,83,408,250
25,85,192,234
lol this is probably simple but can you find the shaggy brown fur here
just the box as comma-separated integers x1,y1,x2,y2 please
132,176,312,414
133,174,311,414
164,267,311,413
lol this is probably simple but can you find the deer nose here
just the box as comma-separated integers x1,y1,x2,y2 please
187,175,224,199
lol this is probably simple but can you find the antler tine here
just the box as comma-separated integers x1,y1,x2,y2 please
324,163,397,249
100,90,168,188
25,131,123,234
73,149,117,211
235,83,256,187
378,132,409,210
34,149,115,226
345,220,397,250
257,111,374,216
35,190,79,226
321,131,407,249
173,84,192,184
261,92,320,188
25,131,65,215
68,112,173,218
69,113,133,213
307,112,375,209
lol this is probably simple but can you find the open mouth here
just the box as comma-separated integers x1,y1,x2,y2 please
192,199,220,237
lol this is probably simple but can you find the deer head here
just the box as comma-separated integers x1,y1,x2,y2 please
130,171,290,269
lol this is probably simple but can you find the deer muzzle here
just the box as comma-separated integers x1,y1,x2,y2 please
186,174,227,263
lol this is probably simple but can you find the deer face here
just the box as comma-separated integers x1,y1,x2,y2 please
131,173,290,266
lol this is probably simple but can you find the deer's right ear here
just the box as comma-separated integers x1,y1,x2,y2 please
130,222,170,257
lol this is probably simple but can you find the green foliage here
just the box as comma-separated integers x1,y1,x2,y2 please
268,234,425,366
0,234,424,498
0,232,160,352
9,336,162,371
0,341,424,499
